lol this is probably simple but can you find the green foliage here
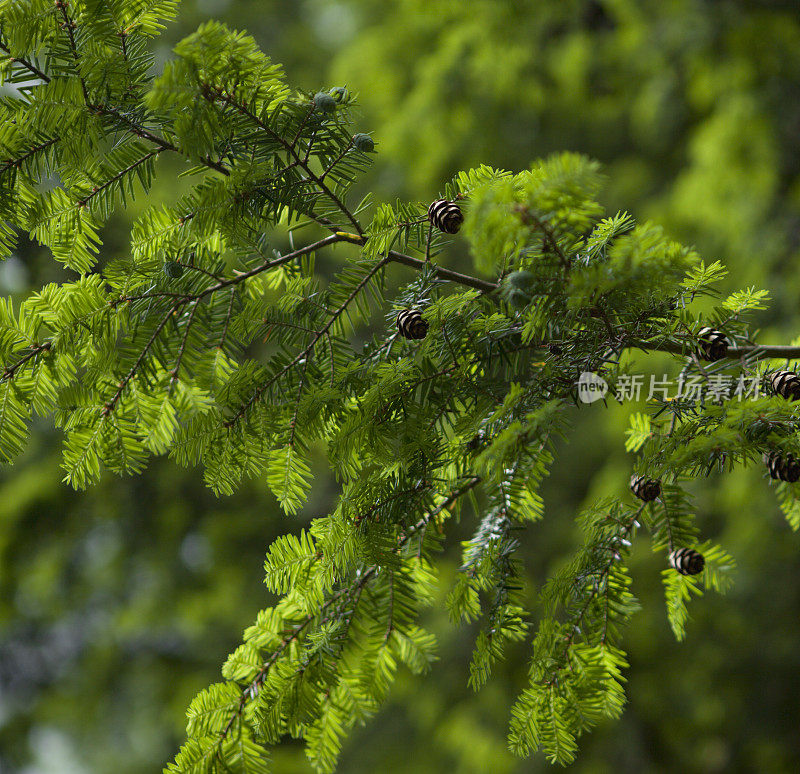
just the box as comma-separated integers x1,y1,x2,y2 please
508,501,640,764
2,2,800,772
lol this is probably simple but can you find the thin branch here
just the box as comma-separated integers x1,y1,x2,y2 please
628,339,800,361
2,20,229,179
171,300,201,382
183,261,224,283
546,505,644,685
424,222,433,263
389,249,497,293
384,571,395,642
513,204,570,268
334,230,499,293
319,136,355,183
288,353,311,447
116,291,191,306
2,342,52,381
288,104,315,151
92,103,231,177
198,233,346,300
76,150,159,208
0,40,50,82
102,307,183,416
55,0,89,104
0,137,60,175
262,319,324,340
218,288,237,351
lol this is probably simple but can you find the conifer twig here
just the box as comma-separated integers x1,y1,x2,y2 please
102,307,184,416
0,40,50,82
55,0,89,103
2,342,52,381
76,150,159,208
200,83,364,236
224,257,390,427
218,475,482,743
0,137,60,175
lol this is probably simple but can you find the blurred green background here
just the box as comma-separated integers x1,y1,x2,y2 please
2,0,800,771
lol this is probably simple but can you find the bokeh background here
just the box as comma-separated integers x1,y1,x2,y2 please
2,1,800,771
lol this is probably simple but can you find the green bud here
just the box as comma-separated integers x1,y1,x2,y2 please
506,270,535,291
329,86,348,103
164,261,184,279
352,133,375,153
314,92,337,113
500,270,535,308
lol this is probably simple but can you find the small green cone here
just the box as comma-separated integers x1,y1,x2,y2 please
314,92,337,113
164,261,184,279
353,133,375,152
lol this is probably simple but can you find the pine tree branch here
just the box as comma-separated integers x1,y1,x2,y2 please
171,300,201,382
55,0,89,104
224,256,389,427
115,291,190,306
288,355,310,447
387,249,498,293
115,235,353,307
182,260,224,283
200,82,364,236
261,319,335,394
197,233,346,299
92,103,231,177
513,204,570,268
544,505,644,686
217,288,237,350
353,482,429,526
288,104,315,151
507,334,800,363
218,475,482,744
384,570,395,642
262,319,324,339
1,31,228,179
319,136,355,183
3,29,227,177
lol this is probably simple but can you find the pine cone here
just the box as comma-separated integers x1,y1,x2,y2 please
764,451,800,483
695,327,729,361
630,474,661,502
427,199,463,234
769,370,800,401
669,547,705,575
396,309,428,340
